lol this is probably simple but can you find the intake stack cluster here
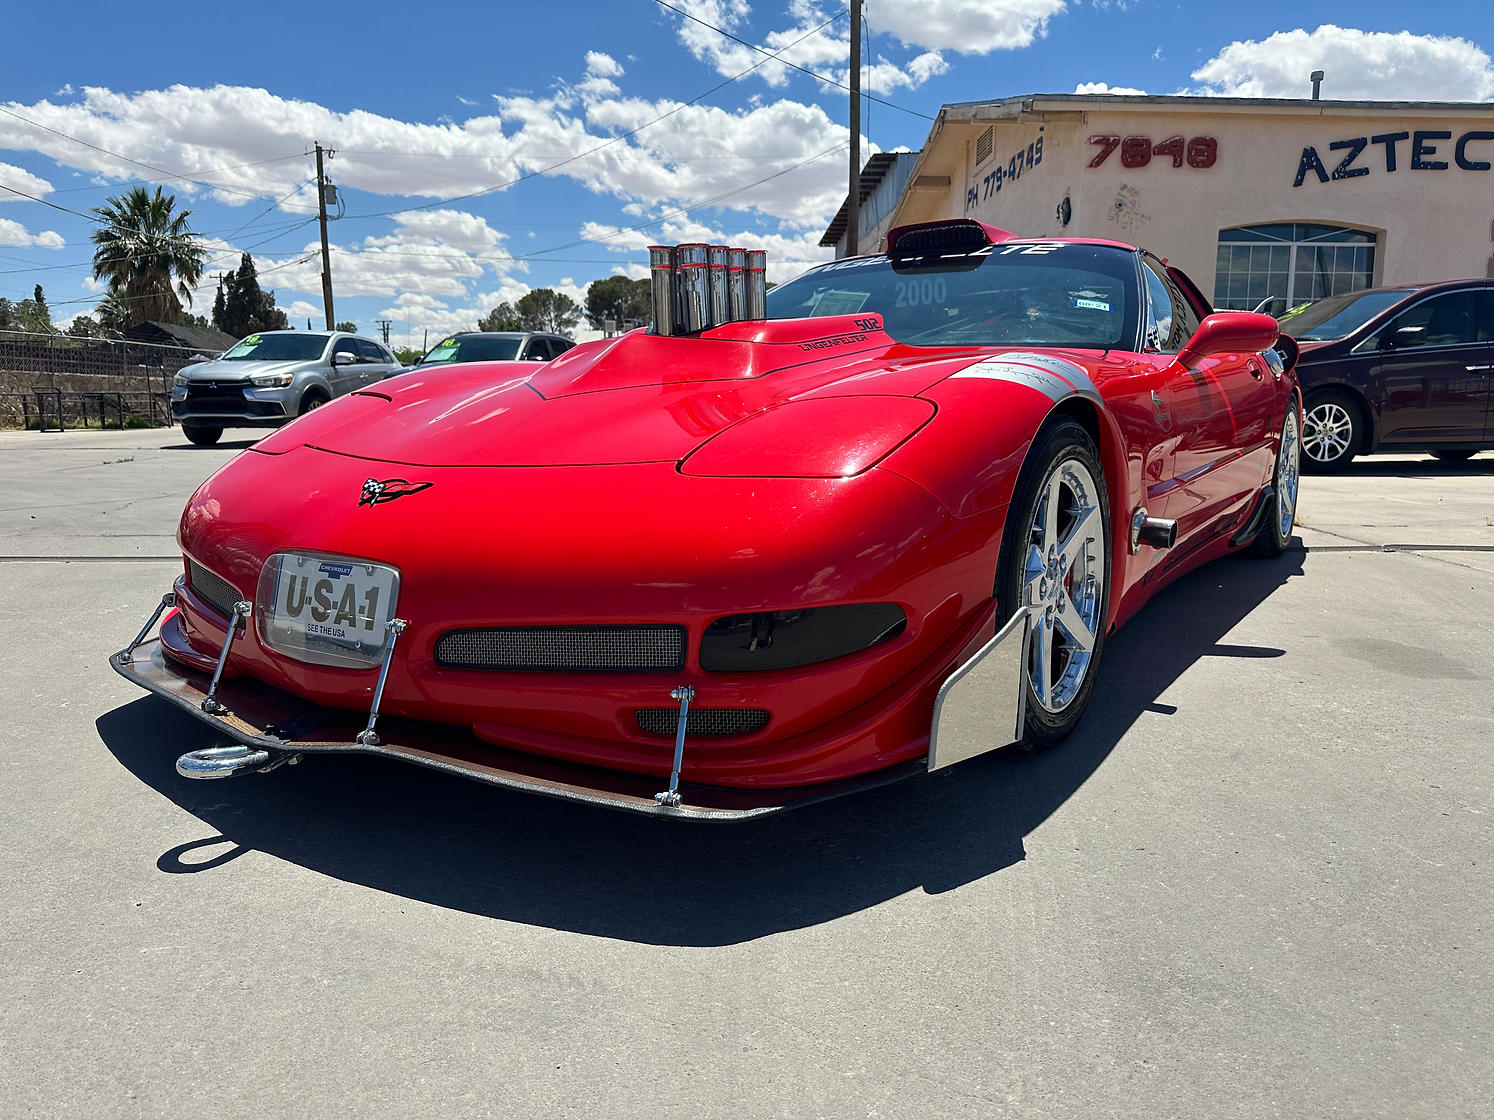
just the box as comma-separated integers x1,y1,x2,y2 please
648,244,767,335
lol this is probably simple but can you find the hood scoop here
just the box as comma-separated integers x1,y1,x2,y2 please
529,314,889,398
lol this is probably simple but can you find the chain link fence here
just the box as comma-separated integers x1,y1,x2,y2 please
0,329,211,429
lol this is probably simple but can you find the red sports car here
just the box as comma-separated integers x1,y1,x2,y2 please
112,220,1301,820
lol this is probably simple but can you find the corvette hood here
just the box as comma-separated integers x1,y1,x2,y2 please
293,316,958,468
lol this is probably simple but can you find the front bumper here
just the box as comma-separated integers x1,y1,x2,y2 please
111,601,1028,821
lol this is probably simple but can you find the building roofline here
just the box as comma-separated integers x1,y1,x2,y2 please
938,92,1494,114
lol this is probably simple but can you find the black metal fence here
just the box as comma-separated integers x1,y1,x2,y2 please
0,329,212,428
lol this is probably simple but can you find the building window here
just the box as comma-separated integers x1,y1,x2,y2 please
1214,223,1377,313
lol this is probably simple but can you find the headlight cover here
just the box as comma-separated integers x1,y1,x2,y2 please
250,372,295,387
172,373,190,387
680,396,935,478
700,603,907,672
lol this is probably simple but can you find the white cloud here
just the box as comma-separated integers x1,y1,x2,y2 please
662,1,950,94
0,80,854,229
1190,25,1494,101
585,51,625,79
0,161,55,199
284,300,321,322
0,217,64,248
1074,81,1147,95
867,0,1067,55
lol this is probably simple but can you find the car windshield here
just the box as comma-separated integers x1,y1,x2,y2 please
419,336,522,364
1278,289,1414,341
766,243,1140,349
221,333,330,361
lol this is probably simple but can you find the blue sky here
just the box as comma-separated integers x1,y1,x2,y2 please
2,1,1491,348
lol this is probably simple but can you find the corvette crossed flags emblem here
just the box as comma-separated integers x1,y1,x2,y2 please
359,477,434,507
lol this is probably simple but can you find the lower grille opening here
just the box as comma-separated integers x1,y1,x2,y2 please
436,625,686,672
635,708,771,737
186,558,242,619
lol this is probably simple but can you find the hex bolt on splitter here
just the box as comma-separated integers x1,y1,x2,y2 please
654,686,695,808
356,617,409,747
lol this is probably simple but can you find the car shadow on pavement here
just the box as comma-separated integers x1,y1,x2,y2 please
97,548,1305,947
160,439,259,452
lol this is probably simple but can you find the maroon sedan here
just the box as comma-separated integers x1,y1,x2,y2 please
1283,279,1494,471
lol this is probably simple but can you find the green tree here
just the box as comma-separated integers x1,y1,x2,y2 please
515,289,581,337
2,285,56,333
476,302,522,331
90,186,206,326
584,275,650,330
96,290,132,333
212,254,289,338
67,314,105,338
334,320,357,333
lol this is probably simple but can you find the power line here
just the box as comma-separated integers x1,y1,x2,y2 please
653,0,935,120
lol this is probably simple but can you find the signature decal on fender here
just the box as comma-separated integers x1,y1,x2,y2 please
359,478,433,507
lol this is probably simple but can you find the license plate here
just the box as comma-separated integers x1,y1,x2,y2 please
256,552,401,668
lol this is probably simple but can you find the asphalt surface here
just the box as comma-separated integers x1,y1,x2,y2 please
1,427,1490,1118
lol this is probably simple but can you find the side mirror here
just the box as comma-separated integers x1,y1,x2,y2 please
1176,312,1280,370
332,351,357,365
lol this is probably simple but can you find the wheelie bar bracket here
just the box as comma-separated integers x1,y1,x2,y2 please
201,600,252,714
654,686,695,808
356,617,408,747
123,592,176,662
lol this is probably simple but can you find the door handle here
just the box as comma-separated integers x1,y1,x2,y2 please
1466,364,1494,371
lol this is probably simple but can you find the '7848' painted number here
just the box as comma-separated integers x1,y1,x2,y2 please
1088,135,1217,169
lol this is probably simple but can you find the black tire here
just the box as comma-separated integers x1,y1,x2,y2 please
182,425,222,446
1300,390,1360,473
1253,400,1301,558
298,390,329,416
1433,449,1475,463
995,416,1112,750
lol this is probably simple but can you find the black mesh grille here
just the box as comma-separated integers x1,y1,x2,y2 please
435,626,686,672
186,559,242,619
891,222,988,255
635,708,771,737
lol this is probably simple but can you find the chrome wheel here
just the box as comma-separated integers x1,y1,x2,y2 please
1276,407,1301,537
1020,458,1106,713
1303,400,1353,464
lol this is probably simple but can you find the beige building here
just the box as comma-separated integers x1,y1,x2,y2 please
827,93,1494,313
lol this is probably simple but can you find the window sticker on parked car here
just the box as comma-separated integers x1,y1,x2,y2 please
1073,297,1112,312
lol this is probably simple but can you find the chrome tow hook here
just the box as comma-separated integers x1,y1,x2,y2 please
654,686,695,809
176,744,302,780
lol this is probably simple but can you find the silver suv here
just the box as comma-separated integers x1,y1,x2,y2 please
170,330,399,446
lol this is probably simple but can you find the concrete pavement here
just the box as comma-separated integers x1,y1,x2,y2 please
1,429,1489,1118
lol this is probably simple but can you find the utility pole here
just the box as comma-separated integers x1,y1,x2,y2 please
374,319,392,346
314,143,336,330
846,0,862,257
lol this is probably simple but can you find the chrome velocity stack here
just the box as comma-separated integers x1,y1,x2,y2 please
677,243,709,333
648,245,677,336
707,245,729,327
745,250,767,320
726,248,747,322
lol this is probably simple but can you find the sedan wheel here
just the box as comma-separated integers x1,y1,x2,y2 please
999,417,1111,749
1301,392,1358,473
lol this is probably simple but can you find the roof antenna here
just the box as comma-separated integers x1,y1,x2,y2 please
1310,70,1324,100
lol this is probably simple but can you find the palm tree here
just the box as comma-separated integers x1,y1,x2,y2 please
90,186,206,326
